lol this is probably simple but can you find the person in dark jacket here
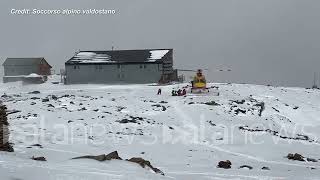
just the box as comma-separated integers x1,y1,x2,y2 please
172,90,177,96
177,89,182,96
182,89,187,96
157,88,162,95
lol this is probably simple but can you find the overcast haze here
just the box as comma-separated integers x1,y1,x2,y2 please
0,0,319,87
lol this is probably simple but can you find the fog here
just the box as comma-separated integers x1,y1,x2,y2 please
0,0,320,87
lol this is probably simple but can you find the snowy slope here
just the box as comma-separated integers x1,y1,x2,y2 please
0,76,320,180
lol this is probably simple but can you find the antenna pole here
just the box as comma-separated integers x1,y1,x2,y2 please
313,72,318,89
318,72,320,89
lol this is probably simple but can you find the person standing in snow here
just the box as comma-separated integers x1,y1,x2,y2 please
171,90,176,96
157,88,162,95
182,89,187,96
177,89,182,96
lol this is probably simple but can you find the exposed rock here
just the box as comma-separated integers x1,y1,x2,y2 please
1,94,10,98
78,107,87,111
51,95,58,100
30,97,40,100
208,120,216,126
28,91,40,94
239,126,315,143
159,101,168,104
47,104,55,108
31,156,46,161
105,151,122,160
272,107,280,112
287,153,305,161
6,110,21,115
116,106,126,112
0,105,14,152
261,166,270,170
255,102,265,116
217,160,232,169
31,144,43,148
118,116,145,124
72,151,122,162
239,165,253,170
129,116,144,121
119,119,137,124
232,99,245,104
234,108,246,114
127,157,164,175
42,98,49,102
204,101,220,106
0,143,14,152
307,158,318,162
152,104,162,108
72,154,107,161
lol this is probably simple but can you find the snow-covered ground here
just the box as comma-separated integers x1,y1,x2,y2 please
1,75,320,180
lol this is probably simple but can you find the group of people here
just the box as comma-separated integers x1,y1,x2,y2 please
172,89,187,96
157,88,187,96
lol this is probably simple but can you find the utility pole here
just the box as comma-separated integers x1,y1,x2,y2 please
318,72,320,89
312,72,318,89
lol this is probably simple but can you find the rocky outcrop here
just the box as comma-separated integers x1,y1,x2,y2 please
239,165,253,170
72,151,122,161
286,153,318,162
127,157,164,175
287,153,304,161
32,156,47,161
72,151,164,175
0,105,13,152
217,160,232,169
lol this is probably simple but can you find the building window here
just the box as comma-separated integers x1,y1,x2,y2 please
140,65,143,69
74,65,80,69
144,64,147,69
117,64,121,69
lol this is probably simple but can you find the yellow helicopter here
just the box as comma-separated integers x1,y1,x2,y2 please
178,67,231,94
191,69,209,93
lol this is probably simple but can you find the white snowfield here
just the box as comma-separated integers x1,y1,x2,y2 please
0,76,320,180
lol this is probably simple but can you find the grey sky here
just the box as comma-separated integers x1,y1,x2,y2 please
0,0,319,87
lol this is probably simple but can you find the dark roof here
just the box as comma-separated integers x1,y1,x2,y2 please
66,49,172,65
3,57,52,67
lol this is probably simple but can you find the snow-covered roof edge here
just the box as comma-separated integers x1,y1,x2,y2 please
65,48,173,65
